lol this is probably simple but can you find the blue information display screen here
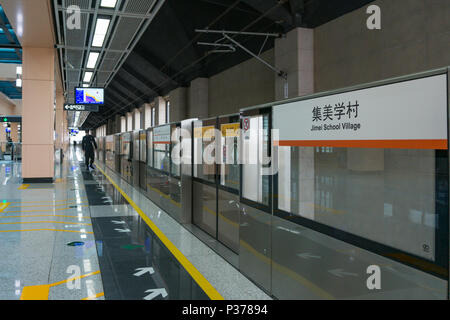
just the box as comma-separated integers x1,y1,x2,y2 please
75,88,104,105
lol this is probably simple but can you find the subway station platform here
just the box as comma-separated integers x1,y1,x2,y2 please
0,0,449,306
0,147,271,300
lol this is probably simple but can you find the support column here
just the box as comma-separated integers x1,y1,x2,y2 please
154,97,166,126
126,112,133,131
114,114,121,133
143,103,151,129
62,111,69,154
22,47,55,182
55,89,64,152
138,105,145,129
188,78,208,119
275,27,314,100
120,116,126,132
133,108,141,130
170,87,188,122
275,28,315,218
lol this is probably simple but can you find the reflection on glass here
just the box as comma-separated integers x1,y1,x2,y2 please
193,121,216,182
171,126,180,177
219,121,240,191
242,114,270,205
277,146,440,260
154,143,170,173
147,131,153,167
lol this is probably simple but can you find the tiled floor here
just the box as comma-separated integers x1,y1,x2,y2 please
0,147,272,300
0,154,104,300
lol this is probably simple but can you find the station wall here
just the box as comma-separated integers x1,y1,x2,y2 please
207,49,275,117
314,0,450,92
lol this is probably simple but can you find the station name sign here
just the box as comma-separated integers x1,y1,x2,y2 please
273,74,448,150
64,104,99,112
153,125,171,144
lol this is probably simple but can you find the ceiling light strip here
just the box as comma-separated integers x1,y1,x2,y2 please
83,72,93,83
100,0,118,8
92,18,111,47
86,52,100,69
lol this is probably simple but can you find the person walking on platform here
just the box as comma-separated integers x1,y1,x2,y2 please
82,130,97,170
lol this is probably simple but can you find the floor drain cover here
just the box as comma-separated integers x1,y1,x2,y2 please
67,241,85,247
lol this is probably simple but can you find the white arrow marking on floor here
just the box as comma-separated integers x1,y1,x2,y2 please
111,220,126,225
297,253,321,260
328,269,358,278
115,228,131,233
134,267,155,277
144,288,167,300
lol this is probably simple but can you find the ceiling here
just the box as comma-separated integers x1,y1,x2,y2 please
52,0,165,128
52,0,375,130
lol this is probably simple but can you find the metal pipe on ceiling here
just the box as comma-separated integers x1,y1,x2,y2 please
195,29,281,38
85,0,290,128
222,33,287,79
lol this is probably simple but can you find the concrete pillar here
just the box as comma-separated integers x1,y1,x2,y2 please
143,103,151,129
138,105,145,129
126,112,133,131
114,115,121,134
275,28,314,100
22,47,55,182
154,97,166,126
62,111,69,154
120,116,126,132
133,108,141,130
275,28,315,218
55,90,64,151
169,87,188,122
188,78,208,119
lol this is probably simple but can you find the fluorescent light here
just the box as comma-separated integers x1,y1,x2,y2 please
16,79,22,87
83,84,89,87
86,52,99,69
101,0,117,8
92,18,111,47
83,72,93,82
16,66,22,75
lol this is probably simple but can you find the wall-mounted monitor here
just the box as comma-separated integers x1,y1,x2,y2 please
75,87,104,105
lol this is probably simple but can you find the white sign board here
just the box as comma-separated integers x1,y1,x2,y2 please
153,125,171,144
273,74,448,150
